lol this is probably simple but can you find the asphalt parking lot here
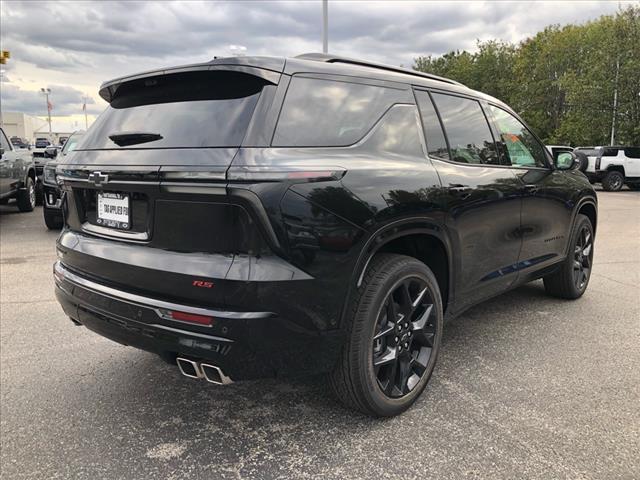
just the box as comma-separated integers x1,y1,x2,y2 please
1,190,638,480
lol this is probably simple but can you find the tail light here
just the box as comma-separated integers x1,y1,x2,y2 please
227,166,346,183
595,156,601,170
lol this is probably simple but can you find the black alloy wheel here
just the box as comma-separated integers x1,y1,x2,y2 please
372,277,436,398
573,224,593,291
544,214,594,299
330,253,443,417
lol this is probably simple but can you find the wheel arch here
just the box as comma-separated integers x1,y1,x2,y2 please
26,167,36,184
606,164,625,176
342,218,454,328
577,201,597,235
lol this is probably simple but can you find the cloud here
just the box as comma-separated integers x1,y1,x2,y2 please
0,83,101,116
0,0,630,119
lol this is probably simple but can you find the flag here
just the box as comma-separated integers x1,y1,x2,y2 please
47,100,53,112
82,101,86,112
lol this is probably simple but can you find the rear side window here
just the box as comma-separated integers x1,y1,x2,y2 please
602,147,620,157
78,71,268,150
575,147,601,157
431,93,499,165
488,105,548,168
625,147,640,159
414,90,450,161
273,76,401,147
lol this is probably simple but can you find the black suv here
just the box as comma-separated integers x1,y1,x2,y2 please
54,54,597,416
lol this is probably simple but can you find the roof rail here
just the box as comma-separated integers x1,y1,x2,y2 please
295,53,464,87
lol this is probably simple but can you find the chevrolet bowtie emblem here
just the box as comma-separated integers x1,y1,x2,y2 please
88,171,109,185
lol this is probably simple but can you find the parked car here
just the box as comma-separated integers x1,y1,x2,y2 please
578,146,640,191
42,131,85,229
10,136,30,149
0,127,37,211
53,54,597,417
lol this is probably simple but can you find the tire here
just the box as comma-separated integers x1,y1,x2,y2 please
35,181,44,206
43,208,63,230
330,253,443,417
574,151,588,172
543,214,594,299
601,170,624,191
16,177,36,212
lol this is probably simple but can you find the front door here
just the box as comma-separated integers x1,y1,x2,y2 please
486,104,574,275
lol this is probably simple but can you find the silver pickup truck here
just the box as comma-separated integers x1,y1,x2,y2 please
0,127,38,212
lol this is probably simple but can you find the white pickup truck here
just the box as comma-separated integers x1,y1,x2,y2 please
574,146,640,191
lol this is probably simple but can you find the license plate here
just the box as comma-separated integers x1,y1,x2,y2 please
97,192,130,230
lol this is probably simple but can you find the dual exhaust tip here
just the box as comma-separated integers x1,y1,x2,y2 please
176,357,233,385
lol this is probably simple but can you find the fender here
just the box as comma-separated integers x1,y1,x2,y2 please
339,216,454,328
566,195,598,256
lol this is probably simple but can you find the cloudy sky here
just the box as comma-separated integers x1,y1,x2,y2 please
0,0,632,132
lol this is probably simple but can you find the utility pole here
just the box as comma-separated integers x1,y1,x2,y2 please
41,87,52,139
322,0,328,54
610,58,619,146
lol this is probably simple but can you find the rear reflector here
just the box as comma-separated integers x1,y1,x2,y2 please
170,311,214,326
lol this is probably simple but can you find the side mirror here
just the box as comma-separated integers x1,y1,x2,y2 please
45,147,58,158
0,147,4,159
555,151,580,170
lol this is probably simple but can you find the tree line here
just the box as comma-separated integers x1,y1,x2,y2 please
413,6,640,147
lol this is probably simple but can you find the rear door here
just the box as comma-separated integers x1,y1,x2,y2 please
416,91,523,311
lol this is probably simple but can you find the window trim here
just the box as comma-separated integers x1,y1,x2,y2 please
485,102,552,171
412,88,451,163
270,73,411,148
416,88,503,168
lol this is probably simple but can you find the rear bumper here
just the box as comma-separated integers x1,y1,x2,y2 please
585,171,603,183
53,261,344,380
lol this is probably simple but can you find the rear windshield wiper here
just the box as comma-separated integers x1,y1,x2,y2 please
108,131,163,147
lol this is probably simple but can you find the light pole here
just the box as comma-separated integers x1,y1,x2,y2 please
40,87,52,139
322,0,328,54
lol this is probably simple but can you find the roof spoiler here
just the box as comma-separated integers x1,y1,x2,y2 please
98,57,285,104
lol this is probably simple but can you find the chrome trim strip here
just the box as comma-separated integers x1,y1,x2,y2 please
81,222,150,241
54,261,274,320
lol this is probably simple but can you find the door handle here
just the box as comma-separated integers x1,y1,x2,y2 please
449,185,472,199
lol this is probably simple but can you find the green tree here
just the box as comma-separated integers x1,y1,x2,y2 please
413,6,640,146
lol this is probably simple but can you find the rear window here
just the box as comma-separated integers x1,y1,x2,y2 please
272,76,404,147
78,71,269,150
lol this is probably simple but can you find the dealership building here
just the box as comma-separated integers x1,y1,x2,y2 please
1,111,72,144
